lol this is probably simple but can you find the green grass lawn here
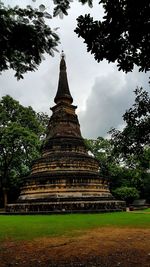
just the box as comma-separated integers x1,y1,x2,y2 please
137,208,150,212
145,208,150,212
0,212,150,241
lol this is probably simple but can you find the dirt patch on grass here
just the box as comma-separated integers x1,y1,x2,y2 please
0,227,150,267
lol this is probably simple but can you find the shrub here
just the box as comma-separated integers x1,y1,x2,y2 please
113,186,140,205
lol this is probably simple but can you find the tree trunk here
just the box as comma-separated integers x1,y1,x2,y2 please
3,188,8,209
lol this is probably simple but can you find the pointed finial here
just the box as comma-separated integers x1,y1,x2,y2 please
61,50,65,59
60,50,66,71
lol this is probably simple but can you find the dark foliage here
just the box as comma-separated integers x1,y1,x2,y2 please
2,1,149,78
75,0,150,73
0,2,59,79
0,95,48,206
110,88,150,164
112,186,140,205
0,0,92,79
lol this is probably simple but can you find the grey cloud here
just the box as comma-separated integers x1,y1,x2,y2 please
0,57,58,115
79,68,150,139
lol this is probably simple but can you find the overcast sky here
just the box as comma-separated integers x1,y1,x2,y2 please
0,0,150,139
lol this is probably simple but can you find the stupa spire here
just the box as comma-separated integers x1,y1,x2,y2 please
54,51,73,104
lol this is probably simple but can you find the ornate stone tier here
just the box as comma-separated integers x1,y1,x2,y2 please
7,200,125,214
45,103,81,140
18,175,111,202
42,137,87,156
18,150,112,202
6,54,125,213
31,155,99,174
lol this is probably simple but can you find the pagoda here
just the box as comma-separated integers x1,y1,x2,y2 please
6,54,125,213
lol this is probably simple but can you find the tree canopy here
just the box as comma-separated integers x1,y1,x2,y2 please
109,88,150,202
85,137,114,178
110,87,150,166
75,0,150,73
0,2,59,79
0,0,87,79
0,95,48,207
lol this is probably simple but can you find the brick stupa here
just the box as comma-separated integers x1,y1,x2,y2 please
7,54,125,213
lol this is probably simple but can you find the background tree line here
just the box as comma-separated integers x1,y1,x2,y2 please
0,95,49,208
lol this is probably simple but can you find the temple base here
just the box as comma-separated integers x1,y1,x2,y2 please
6,200,126,214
